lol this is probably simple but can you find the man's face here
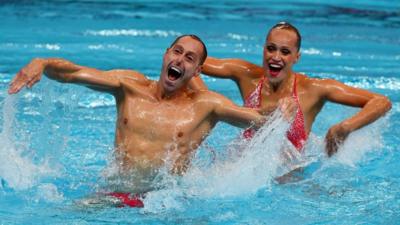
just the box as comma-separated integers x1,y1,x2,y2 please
263,28,300,83
160,36,203,94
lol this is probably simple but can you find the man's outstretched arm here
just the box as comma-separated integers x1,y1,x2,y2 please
207,91,265,129
8,58,142,95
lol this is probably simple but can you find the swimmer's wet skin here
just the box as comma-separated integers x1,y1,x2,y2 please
7,35,265,209
200,21,391,157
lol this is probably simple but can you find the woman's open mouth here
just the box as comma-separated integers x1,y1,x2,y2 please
268,63,283,77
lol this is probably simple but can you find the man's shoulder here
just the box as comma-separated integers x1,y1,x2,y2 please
108,69,155,97
111,69,147,80
109,69,152,87
192,89,227,105
194,89,222,97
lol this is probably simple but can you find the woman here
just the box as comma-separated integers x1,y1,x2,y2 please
198,22,391,156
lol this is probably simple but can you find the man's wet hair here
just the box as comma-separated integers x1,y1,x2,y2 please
169,34,208,65
267,21,302,51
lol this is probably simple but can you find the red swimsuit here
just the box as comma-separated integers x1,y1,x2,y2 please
243,74,307,151
107,192,144,208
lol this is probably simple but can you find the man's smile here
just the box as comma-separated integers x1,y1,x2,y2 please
167,65,183,81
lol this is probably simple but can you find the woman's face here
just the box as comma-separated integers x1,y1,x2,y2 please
263,28,300,83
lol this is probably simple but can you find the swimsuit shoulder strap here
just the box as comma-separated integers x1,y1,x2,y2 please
258,76,266,92
292,73,298,99
254,76,266,103
244,76,266,108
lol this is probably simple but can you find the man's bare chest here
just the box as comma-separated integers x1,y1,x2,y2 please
118,98,202,137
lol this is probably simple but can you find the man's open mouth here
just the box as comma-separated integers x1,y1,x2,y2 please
268,63,283,77
168,66,183,81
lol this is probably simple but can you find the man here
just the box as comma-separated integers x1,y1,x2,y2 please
198,22,391,156
8,35,264,207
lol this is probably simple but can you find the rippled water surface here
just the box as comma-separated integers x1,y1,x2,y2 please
0,1,399,224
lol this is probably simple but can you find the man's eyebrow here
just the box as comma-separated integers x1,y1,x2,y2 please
281,45,295,50
173,44,183,49
186,51,200,61
266,43,292,49
186,51,197,56
172,44,200,59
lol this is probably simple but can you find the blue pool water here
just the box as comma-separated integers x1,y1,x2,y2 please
1,1,399,224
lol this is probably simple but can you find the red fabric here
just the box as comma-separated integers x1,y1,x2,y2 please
107,192,144,208
286,75,307,150
243,74,307,151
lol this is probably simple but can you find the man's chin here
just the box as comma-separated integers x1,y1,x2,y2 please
163,83,179,93
164,86,176,93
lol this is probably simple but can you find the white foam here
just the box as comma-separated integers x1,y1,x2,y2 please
87,44,134,53
303,48,322,55
332,51,342,57
84,29,181,37
78,96,115,108
345,77,400,90
331,117,387,167
141,110,316,212
97,107,388,213
312,73,400,91
35,183,64,203
0,96,58,191
227,33,253,41
34,44,61,51
182,111,314,197
143,109,388,212
213,211,237,222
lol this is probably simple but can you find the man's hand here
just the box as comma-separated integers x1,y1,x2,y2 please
325,123,350,157
8,58,46,94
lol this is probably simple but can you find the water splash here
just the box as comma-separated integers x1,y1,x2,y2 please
34,183,64,203
330,117,387,167
141,111,318,212
141,111,387,213
93,109,387,213
0,96,58,191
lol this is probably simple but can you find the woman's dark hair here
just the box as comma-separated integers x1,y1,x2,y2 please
268,21,301,51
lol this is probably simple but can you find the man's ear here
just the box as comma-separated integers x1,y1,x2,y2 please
294,52,301,64
194,65,202,77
